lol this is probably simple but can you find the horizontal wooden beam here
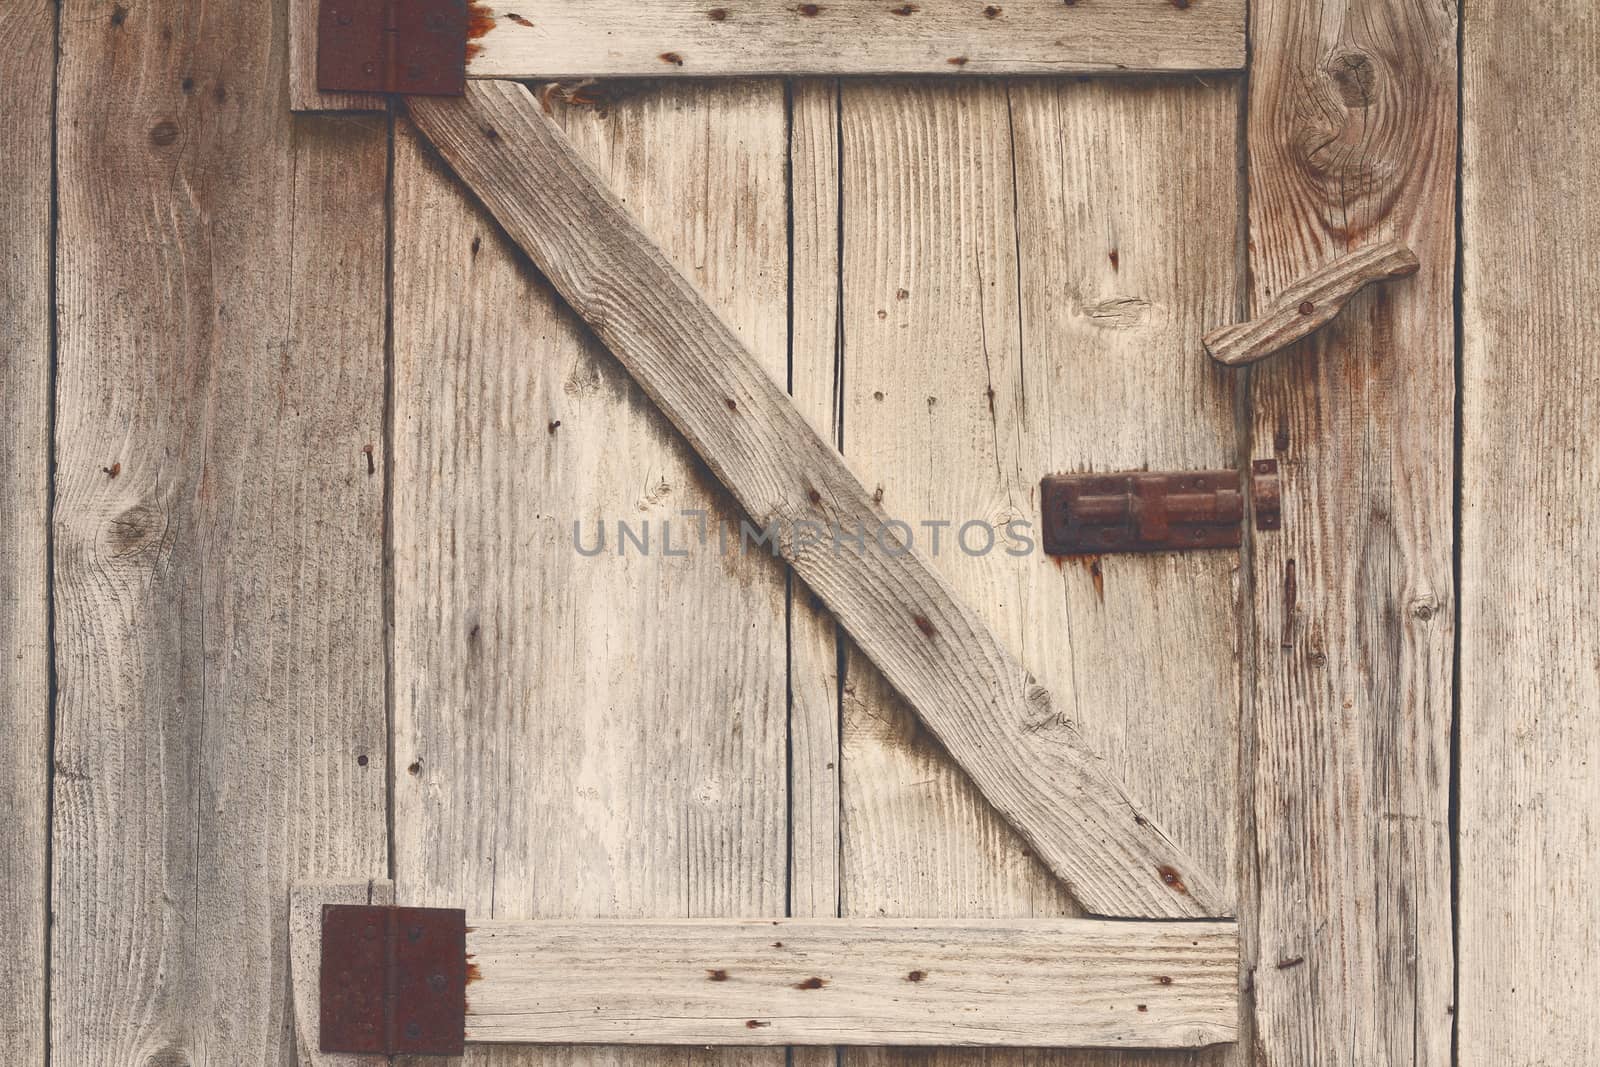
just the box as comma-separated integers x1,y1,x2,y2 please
465,0,1245,78
291,0,1246,110
405,80,1229,920
465,917,1239,1048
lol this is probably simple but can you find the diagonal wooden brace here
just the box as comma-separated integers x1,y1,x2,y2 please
404,80,1229,920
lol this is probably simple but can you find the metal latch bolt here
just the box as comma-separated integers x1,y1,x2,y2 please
1041,462,1281,555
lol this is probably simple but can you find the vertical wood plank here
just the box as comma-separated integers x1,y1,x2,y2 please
51,0,390,1056
1245,1,1457,1063
826,72,1242,1066
391,79,789,1067
1008,75,1251,1067
1460,3,1600,1062
0,0,54,1061
789,75,843,1067
789,77,843,925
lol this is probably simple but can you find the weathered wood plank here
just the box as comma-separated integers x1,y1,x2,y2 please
829,73,1247,1067
1459,3,1600,1062
287,879,395,1067
295,0,1246,112
1006,74,1253,1067
1244,1,1457,1062
406,79,1226,921
463,0,1245,79
52,0,390,1055
391,77,791,1067
788,78,843,924
0,0,53,1060
465,917,1239,1048
788,76,844,1067
1204,240,1420,367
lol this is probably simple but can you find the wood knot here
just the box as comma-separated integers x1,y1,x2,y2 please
106,502,165,558
1327,49,1379,108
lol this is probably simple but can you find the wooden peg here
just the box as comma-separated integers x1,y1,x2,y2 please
1204,240,1420,366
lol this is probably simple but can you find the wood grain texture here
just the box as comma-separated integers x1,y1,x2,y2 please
463,0,1245,78
406,79,1225,921
787,77,844,1067
1204,241,1420,366
788,78,843,925
51,0,390,1056
0,0,53,1060
390,77,791,1067
829,74,1247,1067
1244,0,1457,1063
466,918,1239,1048
288,879,395,1067
1460,3,1600,1062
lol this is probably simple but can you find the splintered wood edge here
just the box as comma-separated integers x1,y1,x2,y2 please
465,917,1240,1047
404,80,1229,920
1203,240,1421,366
288,879,395,1066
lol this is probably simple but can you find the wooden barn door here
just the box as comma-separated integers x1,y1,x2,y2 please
9,0,1462,1059
386,70,1246,1060
383,32,1455,1061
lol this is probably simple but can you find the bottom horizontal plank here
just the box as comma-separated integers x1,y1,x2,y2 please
466,917,1238,1048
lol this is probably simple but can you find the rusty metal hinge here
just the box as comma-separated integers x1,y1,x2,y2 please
317,0,468,96
321,903,467,1056
1040,463,1281,555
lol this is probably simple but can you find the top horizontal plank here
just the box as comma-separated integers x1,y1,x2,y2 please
463,0,1246,78
293,0,1245,109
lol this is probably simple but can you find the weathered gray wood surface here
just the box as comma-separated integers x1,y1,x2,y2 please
466,917,1239,1048
1460,2,1600,1063
1244,1,1457,1063
390,77,792,1067
827,73,1249,1067
0,0,53,1061
50,0,390,1057
788,76,846,1067
407,79,1226,921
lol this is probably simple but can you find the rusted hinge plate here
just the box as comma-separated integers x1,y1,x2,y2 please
318,0,468,96
321,904,467,1055
1041,465,1280,555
